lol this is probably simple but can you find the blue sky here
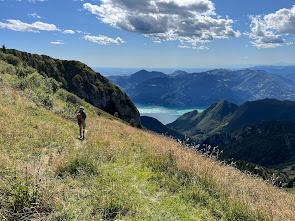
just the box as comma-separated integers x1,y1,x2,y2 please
1,0,295,69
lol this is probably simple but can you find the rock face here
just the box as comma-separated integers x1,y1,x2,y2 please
7,49,140,125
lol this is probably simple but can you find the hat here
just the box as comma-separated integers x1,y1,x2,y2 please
80,106,84,110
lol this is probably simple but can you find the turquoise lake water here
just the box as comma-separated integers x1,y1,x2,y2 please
135,103,206,125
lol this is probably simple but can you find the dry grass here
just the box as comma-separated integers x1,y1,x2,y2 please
1,76,295,220
87,116,295,220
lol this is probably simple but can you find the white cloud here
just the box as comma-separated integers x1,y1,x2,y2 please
264,5,295,34
63,29,75,34
178,45,209,50
0,19,59,32
178,45,191,49
28,12,42,18
248,5,295,49
83,0,240,46
83,35,125,45
50,41,64,45
249,15,284,48
192,45,209,50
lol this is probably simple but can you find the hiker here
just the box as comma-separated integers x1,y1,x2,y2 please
77,106,87,139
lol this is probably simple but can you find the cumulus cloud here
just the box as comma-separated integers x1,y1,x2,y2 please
0,19,59,32
63,29,75,34
249,16,284,48
83,0,240,46
248,5,295,48
83,35,125,44
264,5,295,34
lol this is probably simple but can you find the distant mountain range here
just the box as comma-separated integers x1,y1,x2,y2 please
252,65,295,75
108,68,295,107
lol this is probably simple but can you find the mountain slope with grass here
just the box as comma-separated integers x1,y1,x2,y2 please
1,48,140,125
168,98,295,141
1,57,295,220
203,120,295,168
140,116,195,144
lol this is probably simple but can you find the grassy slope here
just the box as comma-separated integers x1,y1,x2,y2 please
1,75,295,220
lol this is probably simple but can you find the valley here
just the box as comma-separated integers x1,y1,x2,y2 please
108,68,295,189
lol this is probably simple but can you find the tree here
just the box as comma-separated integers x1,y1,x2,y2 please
130,118,136,127
2,45,6,54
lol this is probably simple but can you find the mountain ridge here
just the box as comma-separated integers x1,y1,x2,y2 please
4,48,141,125
168,98,295,141
108,68,295,107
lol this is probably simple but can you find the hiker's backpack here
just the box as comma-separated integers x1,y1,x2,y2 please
77,113,82,121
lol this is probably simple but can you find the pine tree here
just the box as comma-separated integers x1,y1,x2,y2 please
2,45,6,54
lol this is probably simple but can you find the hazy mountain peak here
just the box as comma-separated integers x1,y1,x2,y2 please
170,70,189,76
130,69,167,83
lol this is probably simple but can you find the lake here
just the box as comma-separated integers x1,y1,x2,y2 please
135,103,206,125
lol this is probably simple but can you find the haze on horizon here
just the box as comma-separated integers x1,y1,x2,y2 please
1,0,295,69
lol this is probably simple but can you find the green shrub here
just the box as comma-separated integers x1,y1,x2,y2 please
0,60,16,75
56,89,79,104
26,88,54,108
1,175,47,220
130,118,136,127
4,54,21,66
18,72,60,93
15,66,36,77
